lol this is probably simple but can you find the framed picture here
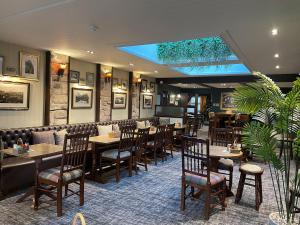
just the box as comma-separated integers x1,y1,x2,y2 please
149,82,155,93
121,80,128,90
20,52,39,80
86,72,95,87
112,92,127,109
71,88,93,109
220,92,236,110
112,78,119,89
143,94,153,109
0,81,30,110
0,56,3,75
140,79,147,93
70,70,80,83
169,95,175,104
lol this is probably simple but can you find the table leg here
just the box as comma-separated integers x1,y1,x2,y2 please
16,187,34,203
33,159,41,210
91,142,97,180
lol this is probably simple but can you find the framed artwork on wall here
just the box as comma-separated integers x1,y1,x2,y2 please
220,92,236,110
140,79,147,92
112,92,127,109
112,78,119,89
70,70,80,83
143,94,153,109
0,81,30,110
149,82,155,93
121,80,128,90
71,88,93,109
86,72,95,87
0,56,3,75
19,52,39,80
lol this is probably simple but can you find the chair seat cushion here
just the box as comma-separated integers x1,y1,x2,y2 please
147,141,154,147
102,149,131,159
185,172,225,186
218,158,234,170
39,166,83,183
240,163,263,174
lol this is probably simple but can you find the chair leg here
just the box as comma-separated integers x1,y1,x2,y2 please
65,184,68,197
229,168,233,191
134,156,138,175
34,183,39,210
144,154,148,171
235,172,246,204
154,149,157,165
80,177,84,206
255,175,260,211
204,189,211,220
116,159,120,182
57,184,63,217
170,145,174,158
128,156,132,177
221,180,226,210
259,175,263,203
180,180,186,211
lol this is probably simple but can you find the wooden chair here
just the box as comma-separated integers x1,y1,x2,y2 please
184,117,199,137
133,127,150,172
211,128,234,191
181,136,226,220
147,125,166,165
101,124,135,182
36,133,89,217
164,124,175,159
235,163,264,211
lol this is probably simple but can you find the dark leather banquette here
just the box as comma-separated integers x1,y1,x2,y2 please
0,117,158,199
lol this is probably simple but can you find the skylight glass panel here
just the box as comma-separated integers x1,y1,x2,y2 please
172,64,250,76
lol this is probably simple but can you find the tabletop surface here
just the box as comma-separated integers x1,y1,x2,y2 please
2,143,63,160
209,145,242,158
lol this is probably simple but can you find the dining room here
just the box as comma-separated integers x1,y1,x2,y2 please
0,1,300,225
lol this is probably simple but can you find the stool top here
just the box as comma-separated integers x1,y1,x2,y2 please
240,163,264,174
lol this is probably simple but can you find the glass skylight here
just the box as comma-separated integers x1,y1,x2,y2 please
172,64,251,76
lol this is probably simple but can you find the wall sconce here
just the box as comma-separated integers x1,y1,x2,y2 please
57,63,67,77
105,71,112,83
136,77,142,87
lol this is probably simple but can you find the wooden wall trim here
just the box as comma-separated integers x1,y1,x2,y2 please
128,72,133,119
44,51,51,126
95,64,101,122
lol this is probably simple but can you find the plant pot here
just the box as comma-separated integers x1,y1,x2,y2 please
269,212,297,225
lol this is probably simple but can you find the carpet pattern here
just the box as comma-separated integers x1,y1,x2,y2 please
0,153,277,225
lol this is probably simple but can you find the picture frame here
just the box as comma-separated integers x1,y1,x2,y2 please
112,92,127,109
140,79,147,93
86,72,95,87
121,80,128,90
20,52,39,80
0,81,30,110
71,88,93,109
143,94,153,109
169,95,175,104
112,78,119,89
220,92,236,110
70,70,80,83
149,82,155,93
0,56,3,75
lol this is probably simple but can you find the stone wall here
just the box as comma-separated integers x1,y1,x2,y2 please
100,65,112,122
132,84,140,119
49,52,69,125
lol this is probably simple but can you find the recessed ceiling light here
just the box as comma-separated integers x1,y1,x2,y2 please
272,28,278,36
86,50,94,54
274,53,279,58
221,83,226,86
276,65,280,69
154,70,158,73
129,63,134,66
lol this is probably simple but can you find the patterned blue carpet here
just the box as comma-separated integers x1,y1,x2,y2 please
0,153,276,225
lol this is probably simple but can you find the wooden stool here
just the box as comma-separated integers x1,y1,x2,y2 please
235,163,264,211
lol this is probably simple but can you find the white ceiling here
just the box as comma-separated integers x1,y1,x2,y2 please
170,83,209,89
0,0,299,78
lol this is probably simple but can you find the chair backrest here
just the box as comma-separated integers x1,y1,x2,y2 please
181,136,210,183
232,127,243,144
135,127,150,155
184,117,198,137
211,127,233,146
61,133,89,175
153,125,166,149
119,124,135,153
165,124,175,146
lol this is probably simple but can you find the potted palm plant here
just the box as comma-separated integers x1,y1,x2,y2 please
233,72,300,225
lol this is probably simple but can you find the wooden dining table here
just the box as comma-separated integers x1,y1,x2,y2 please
2,143,63,205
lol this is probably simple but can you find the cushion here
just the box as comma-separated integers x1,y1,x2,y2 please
102,149,131,159
218,158,234,170
240,163,263,174
39,166,83,183
32,131,55,145
145,120,151,128
136,121,145,129
159,118,170,125
97,124,112,136
112,124,120,132
54,129,68,146
185,172,225,186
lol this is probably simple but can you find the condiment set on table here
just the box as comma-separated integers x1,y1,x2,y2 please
13,138,30,154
